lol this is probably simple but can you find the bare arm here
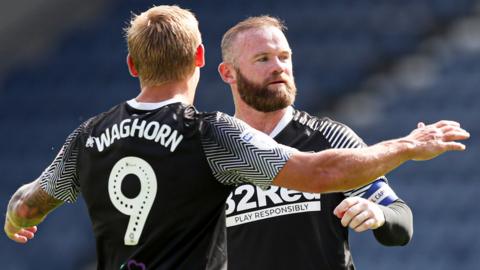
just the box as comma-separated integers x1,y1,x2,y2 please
273,120,469,193
274,138,413,192
4,179,63,243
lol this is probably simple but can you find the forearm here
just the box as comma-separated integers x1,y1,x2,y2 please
311,138,415,192
6,180,63,228
276,138,414,193
373,200,413,246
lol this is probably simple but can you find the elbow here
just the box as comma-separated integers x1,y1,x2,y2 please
374,227,412,247
374,208,414,246
398,217,414,246
380,224,413,246
395,208,414,246
391,223,413,246
400,227,414,246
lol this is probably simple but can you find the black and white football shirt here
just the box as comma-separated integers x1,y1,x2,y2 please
226,107,401,270
38,98,295,270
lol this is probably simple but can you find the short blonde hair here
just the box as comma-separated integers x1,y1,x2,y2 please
125,5,202,86
221,16,286,64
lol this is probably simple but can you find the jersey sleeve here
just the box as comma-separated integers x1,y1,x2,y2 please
318,118,398,205
201,112,296,189
38,122,87,203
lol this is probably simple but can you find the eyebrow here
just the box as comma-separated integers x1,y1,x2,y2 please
252,52,269,59
252,50,292,59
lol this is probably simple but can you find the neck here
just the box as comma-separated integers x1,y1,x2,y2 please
234,99,289,135
135,70,199,104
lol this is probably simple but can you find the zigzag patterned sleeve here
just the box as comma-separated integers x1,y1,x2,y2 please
201,112,296,189
318,118,397,205
38,123,86,203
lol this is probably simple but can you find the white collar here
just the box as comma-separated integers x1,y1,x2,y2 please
269,106,294,138
126,98,184,110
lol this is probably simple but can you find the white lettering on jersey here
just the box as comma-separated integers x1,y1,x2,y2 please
226,202,320,227
91,119,183,152
235,185,257,212
226,185,321,227
257,186,283,206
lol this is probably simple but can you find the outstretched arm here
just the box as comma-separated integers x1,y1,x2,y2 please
273,120,469,193
4,179,63,243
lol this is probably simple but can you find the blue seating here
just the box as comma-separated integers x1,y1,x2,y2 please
346,26,480,269
1,0,479,269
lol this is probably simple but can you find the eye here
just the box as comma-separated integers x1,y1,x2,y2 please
279,54,291,62
256,56,269,62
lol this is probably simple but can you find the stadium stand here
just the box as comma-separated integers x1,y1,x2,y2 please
332,12,480,270
0,0,478,269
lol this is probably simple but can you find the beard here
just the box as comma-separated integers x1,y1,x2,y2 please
235,68,296,113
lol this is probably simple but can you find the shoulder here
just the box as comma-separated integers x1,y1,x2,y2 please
291,109,349,134
199,111,233,122
199,111,250,132
292,109,365,148
83,103,125,130
292,109,348,131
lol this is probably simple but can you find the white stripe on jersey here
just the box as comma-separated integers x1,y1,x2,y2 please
324,122,336,139
338,132,354,149
328,125,343,147
318,121,329,132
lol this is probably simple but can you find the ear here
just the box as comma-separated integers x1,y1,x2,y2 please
218,62,236,84
195,44,205,68
126,54,139,77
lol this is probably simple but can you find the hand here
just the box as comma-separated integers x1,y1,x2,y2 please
406,120,469,161
4,215,37,244
333,197,385,232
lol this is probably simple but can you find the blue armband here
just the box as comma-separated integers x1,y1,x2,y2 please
361,179,398,206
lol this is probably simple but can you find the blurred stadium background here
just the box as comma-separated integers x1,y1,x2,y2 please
0,0,479,269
